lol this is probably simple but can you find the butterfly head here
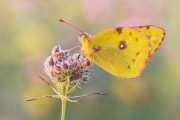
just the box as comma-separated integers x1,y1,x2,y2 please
78,32,91,44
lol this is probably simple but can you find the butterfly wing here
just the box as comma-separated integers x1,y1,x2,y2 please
132,26,165,58
85,27,151,79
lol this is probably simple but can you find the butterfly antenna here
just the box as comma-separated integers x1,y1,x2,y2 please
59,19,84,33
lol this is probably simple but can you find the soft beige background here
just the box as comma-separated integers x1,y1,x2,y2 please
0,0,179,120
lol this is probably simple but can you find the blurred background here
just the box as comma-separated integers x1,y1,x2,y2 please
0,0,180,120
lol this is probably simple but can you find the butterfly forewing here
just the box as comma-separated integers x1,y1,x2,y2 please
85,27,150,79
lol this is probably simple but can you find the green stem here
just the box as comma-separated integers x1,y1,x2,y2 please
67,85,78,96
61,98,67,120
60,77,70,120
65,77,70,95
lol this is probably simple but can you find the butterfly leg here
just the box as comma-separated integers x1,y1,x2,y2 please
88,56,95,79
68,45,82,52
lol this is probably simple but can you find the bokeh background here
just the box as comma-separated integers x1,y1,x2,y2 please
1,0,180,120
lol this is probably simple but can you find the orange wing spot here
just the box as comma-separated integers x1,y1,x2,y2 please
145,26,150,30
136,52,140,56
132,59,135,63
129,32,132,36
135,37,138,41
116,27,123,34
118,41,127,50
93,47,101,53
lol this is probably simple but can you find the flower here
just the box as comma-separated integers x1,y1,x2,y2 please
44,46,91,85
27,45,105,120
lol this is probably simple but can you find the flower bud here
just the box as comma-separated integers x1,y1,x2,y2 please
49,57,54,66
62,61,68,70
86,59,91,66
73,62,77,68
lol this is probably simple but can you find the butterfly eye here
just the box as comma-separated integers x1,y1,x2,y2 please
81,34,87,40
78,33,88,43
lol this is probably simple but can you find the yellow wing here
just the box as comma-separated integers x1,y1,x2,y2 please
132,26,165,58
83,27,151,79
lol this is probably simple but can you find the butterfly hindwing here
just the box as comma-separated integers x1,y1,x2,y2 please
132,25,165,58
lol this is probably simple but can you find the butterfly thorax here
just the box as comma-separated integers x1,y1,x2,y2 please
78,33,95,60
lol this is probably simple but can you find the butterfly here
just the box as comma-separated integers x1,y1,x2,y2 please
59,19,165,79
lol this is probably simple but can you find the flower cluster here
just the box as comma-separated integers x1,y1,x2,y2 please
44,46,91,85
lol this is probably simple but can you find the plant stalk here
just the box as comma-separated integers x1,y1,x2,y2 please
61,98,67,120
